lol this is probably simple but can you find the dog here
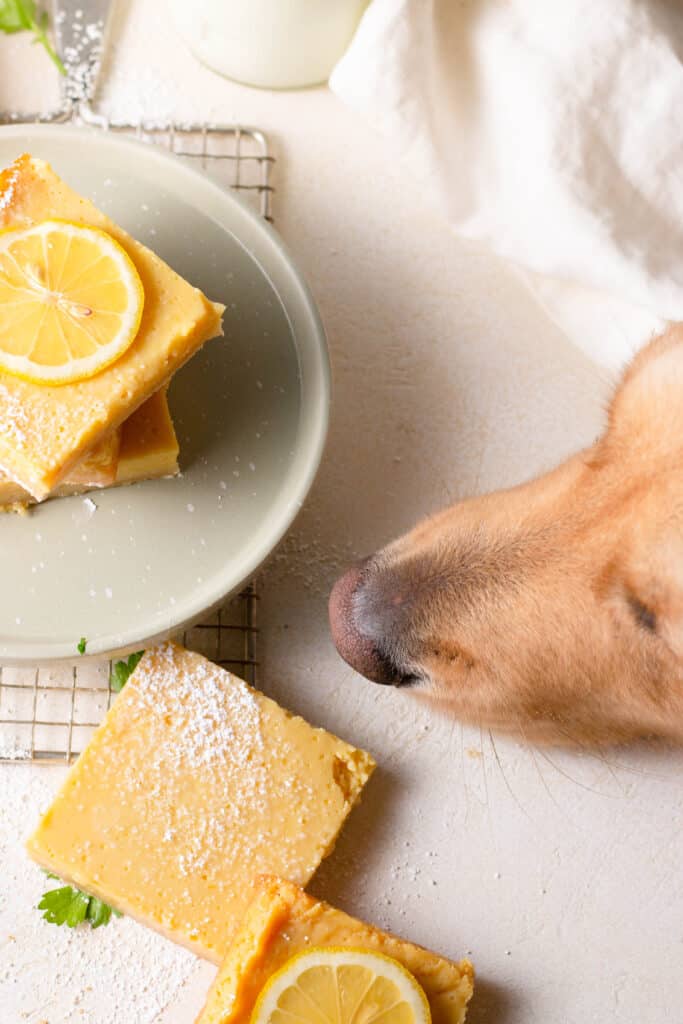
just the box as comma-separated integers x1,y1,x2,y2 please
329,327,683,746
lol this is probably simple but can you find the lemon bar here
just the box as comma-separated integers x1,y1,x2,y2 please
0,390,179,509
0,154,223,499
196,876,474,1024
66,427,121,487
0,428,121,507
114,388,179,485
26,643,375,962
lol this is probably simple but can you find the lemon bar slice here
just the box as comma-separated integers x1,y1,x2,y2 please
195,876,474,1024
66,427,121,488
0,154,223,499
26,643,375,962
0,390,179,510
0,427,119,508
115,388,179,484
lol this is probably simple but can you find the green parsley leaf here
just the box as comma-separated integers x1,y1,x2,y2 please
77,636,87,655
86,897,115,928
0,0,31,32
38,882,121,929
110,650,144,693
0,0,65,74
38,885,89,927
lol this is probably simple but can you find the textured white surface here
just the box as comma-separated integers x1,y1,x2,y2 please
1,3,682,1023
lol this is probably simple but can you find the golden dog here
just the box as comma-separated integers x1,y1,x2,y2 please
330,328,683,745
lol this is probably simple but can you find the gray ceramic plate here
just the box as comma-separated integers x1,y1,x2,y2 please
0,125,329,663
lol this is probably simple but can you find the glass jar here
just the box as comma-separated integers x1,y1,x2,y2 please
172,0,369,90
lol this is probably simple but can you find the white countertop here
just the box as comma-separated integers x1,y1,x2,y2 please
1,3,682,1023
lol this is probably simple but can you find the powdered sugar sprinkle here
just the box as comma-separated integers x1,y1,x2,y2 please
0,767,200,1024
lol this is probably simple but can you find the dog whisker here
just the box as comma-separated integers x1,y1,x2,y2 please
534,746,618,798
478,724,491,814
547,722,628,796
516,720,582,828
458,720,471,825
554,723,665,780
560,729,628,795
488,728,535,825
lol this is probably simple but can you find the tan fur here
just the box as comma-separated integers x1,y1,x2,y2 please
339,327,683,745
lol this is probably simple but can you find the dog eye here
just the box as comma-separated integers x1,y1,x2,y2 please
627,595,657,633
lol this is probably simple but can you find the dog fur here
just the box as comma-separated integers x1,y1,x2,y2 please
330,327,683,745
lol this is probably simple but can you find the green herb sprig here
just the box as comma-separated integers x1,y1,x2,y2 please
0,0,65,75
38,877,121,929
110,650,144,693
77,636,87,655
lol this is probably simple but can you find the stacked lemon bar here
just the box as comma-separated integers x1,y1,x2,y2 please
0,154,224,510
28,644,475,1023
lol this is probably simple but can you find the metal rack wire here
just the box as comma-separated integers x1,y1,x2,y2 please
0,102,275,221
0,102,270,764
80,105,275,221
0,586,259,765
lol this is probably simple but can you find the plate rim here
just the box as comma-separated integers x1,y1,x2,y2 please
0,123,330,662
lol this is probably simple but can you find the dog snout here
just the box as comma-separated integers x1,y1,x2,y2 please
329,559,415,686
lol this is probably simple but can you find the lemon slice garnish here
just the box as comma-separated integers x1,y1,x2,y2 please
0,219,144,385
251,947,432,1024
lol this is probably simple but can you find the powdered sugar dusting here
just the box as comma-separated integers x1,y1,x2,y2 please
133,641,263,771
0,742,30,760
55,7,105,105
0,374,110,486
0,164,19,213
0,383,29,450
122,642,267,878
0,766,201,1024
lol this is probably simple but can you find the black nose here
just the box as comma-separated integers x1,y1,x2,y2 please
328,560,410,686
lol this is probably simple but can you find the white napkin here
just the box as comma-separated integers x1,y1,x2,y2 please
331,0,683,371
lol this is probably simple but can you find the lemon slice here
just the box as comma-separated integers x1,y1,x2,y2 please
251,947,432,1024
0,219,144,385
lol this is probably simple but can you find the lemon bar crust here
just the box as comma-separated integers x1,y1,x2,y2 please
196,876,474,1024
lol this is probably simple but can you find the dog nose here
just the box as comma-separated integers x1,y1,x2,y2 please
329,560,405,685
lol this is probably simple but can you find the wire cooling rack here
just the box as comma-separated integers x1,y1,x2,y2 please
0,105,275,221
0,103,271,764
0,587,259,764
80,107,275,221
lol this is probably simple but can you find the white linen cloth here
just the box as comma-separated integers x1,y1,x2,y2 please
330,0,683,371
